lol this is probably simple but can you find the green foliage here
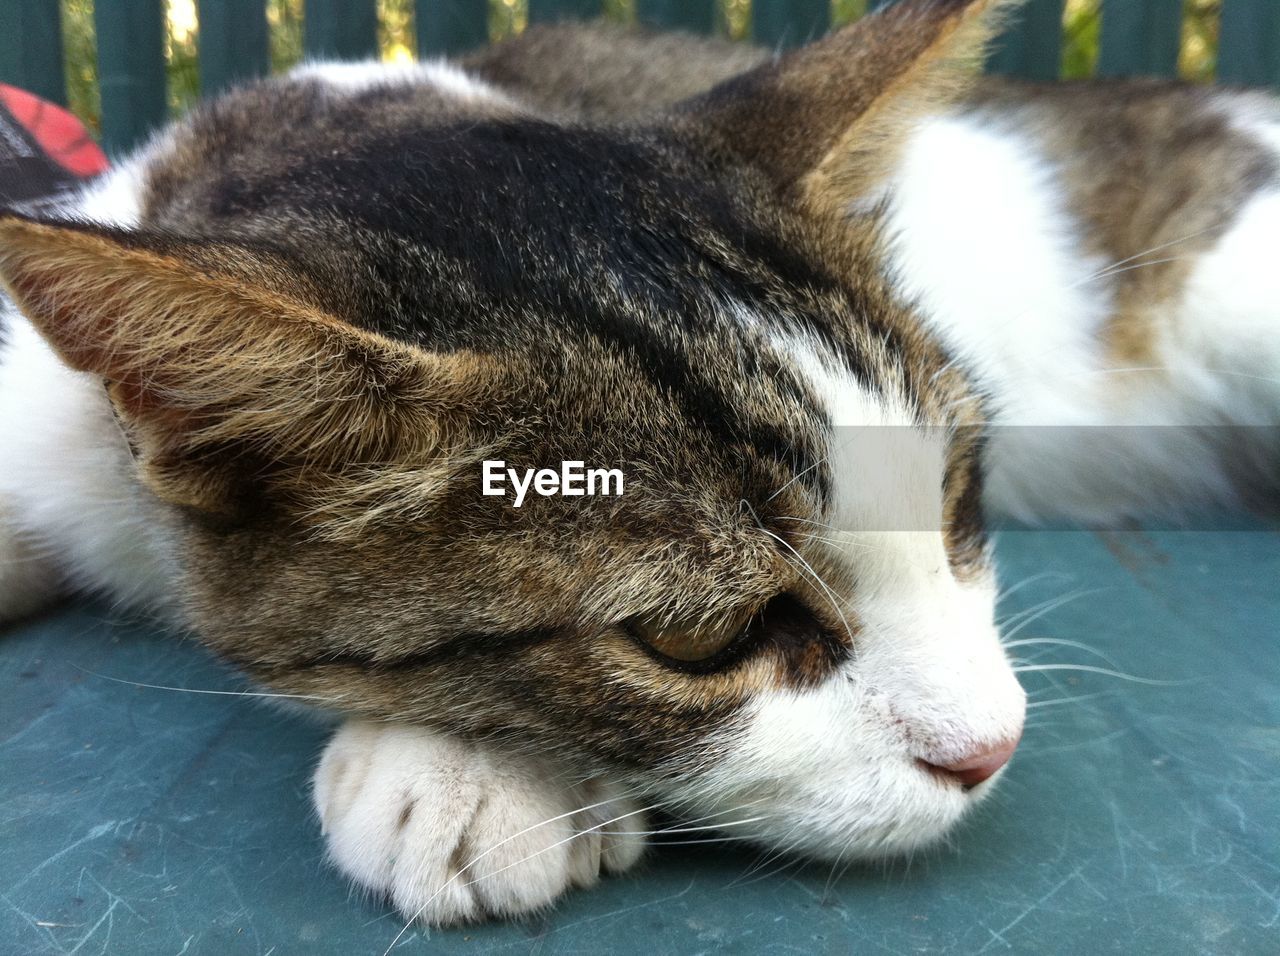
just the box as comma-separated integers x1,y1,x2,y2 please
167,4,199,115
269,0,305,71
1179,0,1220,82
1062,0,1101,79
61,0,98,134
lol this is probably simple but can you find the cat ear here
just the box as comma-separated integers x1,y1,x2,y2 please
0,214,486,514
678,0,1015,210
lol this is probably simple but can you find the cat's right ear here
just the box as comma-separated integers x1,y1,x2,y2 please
677,0,1016,212
0,214,491,514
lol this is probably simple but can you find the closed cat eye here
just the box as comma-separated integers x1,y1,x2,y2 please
625,606,761,664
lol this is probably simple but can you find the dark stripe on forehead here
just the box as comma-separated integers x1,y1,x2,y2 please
568,314,830,500
156,108,911,377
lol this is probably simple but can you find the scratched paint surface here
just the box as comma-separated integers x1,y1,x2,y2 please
2,527,1277,954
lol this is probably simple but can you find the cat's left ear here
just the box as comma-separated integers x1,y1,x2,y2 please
677,0,1015,212
0,214,490,514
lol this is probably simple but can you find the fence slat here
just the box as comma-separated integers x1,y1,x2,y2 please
0,0,68,106
528,1,602,24
753,0,831,49
304,0,380,60
1098,0,1183,78
416,1,490,56
1218,0,1280,88
986,0,1065,81
94,0,167,155
197,0,270,96
636,0,717,34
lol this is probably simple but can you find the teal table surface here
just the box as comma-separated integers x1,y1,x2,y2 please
2,528,1278,955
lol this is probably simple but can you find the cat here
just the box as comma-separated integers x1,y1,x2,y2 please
1,0,1276,927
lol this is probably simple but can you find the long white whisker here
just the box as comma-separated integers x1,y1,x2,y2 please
1000,589,1104,643
764,453,831,503
1073,364,1280,386
437,802,662,912
995,571,1065,603
1001,637,1124,669
73,667,337,703
1012,663,1187,686
758,527,855,643
1087,255,1193,284
1106,227,1219,267
1026,691,1109,710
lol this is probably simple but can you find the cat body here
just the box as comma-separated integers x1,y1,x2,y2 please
1,2,1276,926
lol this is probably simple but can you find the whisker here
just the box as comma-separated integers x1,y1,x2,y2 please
1026,691,1109,710
1000,589,1104,643
764,451,831,503
1002,637,1124,669
1012,663,1188,686
1087,255,1193,284
640,835,750,847
72,666,338,703
632,815,767,836
1082,226,1220,277
1072,364,1280,386
758,527,856,643
995,570,1065,603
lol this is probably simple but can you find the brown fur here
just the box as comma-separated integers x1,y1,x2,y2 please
677,0,1016,207
462,22,767,120
0,2,1002,780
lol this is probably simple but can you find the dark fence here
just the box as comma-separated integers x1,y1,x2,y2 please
2,0,1278,156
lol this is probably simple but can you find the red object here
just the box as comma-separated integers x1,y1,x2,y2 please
0,83,108,178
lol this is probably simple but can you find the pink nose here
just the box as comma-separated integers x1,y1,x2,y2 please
919,735,1021,788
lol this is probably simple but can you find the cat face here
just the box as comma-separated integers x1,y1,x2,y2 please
0,0,1024,862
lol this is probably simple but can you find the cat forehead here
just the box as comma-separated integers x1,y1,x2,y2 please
139,73,898,414
150,70,726,233
142,70,819,315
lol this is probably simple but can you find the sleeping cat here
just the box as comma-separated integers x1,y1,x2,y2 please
1,0,1277,927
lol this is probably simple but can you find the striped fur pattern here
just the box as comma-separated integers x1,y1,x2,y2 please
1,0,1275,927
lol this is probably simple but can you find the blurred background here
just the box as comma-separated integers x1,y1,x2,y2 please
44,0,1226,140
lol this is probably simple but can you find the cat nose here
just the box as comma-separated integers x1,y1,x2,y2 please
919,734,1020,788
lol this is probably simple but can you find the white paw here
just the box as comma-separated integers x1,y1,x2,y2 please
313,721,648,926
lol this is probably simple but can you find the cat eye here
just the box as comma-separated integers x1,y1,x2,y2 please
625,606,760,665
625,595,838,672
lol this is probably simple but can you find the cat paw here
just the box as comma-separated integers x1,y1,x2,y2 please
313,720,647,926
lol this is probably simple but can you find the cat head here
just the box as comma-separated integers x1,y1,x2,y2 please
0,0,1024,862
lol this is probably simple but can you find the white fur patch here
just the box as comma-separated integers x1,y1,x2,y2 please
290,59,515,107
880,114,1111,426
0,312,174,618
880,112,1279,523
